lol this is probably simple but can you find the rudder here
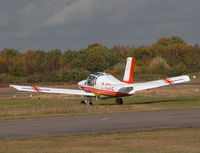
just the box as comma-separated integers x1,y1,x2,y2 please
123,57,135,84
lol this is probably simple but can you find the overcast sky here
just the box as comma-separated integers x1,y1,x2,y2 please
0,0,199,51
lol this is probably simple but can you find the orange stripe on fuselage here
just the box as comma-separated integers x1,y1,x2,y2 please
79,85,132,97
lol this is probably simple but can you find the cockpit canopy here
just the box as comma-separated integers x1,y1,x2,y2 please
85,72,104,86
85,72,120,86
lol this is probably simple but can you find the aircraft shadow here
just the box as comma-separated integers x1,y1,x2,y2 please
133,99,184,105
133,97,198,105
99,98,193,105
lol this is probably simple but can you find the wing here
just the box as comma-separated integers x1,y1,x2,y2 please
133,75,190,92
10,85,95,96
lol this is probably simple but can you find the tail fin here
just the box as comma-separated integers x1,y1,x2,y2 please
123,57,135,84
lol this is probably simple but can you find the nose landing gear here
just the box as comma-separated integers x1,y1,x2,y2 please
80,97,93,105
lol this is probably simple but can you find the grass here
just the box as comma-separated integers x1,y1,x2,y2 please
0,127,200,153
0,95,200,119
0,85,200,119
1,86,200,152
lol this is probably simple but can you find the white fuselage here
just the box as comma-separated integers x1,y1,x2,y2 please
78,72,135,98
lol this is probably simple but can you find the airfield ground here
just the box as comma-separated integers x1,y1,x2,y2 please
0,128,200,153
0,84,200,153
0,85,200,119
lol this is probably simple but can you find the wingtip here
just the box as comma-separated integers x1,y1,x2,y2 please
9,85,18,88
184,75,190,82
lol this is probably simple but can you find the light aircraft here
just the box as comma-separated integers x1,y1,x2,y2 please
10,57,190,105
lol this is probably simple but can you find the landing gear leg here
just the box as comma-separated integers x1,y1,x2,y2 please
115,97,123,105
80,97,93,105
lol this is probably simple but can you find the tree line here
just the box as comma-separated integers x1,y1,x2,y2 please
0,36,200,84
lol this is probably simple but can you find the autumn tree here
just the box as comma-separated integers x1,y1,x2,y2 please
149,57,170,74
155,36,185,46
84,43,116,72
32,50,47,73
111,45,130,62
22,50,35,75
46,49,62,72
0,36,200,83
0,48,21,73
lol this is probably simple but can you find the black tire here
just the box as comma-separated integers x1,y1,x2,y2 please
80,101,86,105
89,102,93,105
118,98,123,105
115,98,123,105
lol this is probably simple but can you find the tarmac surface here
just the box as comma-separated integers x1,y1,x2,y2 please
0,109,200,139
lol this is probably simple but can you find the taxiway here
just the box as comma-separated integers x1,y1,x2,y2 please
0,109,200,139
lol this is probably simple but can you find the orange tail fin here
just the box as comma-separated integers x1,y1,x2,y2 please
122,57,135,84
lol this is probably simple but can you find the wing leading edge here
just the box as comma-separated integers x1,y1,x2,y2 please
133,75,190,92
10,85,95,96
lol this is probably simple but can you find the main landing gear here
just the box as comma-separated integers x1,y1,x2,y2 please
80,97,124,105
80,97,93,105
115,97,123,105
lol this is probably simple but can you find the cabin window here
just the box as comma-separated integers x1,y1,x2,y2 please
86,75,96,86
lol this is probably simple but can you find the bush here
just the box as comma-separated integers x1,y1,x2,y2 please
149,57,170,74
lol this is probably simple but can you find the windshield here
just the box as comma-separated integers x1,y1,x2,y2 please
85,72,120,86
85,75,96,86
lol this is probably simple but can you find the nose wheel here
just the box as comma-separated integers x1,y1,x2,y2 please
80,101,86,105
80,97,93,105
115,97,123,105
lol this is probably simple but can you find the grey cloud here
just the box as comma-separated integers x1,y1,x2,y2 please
43,0,105,26
0,0,199,51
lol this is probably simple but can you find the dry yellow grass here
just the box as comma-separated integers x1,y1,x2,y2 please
0,100,159,119
0,128,200,153
1,84,200,119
